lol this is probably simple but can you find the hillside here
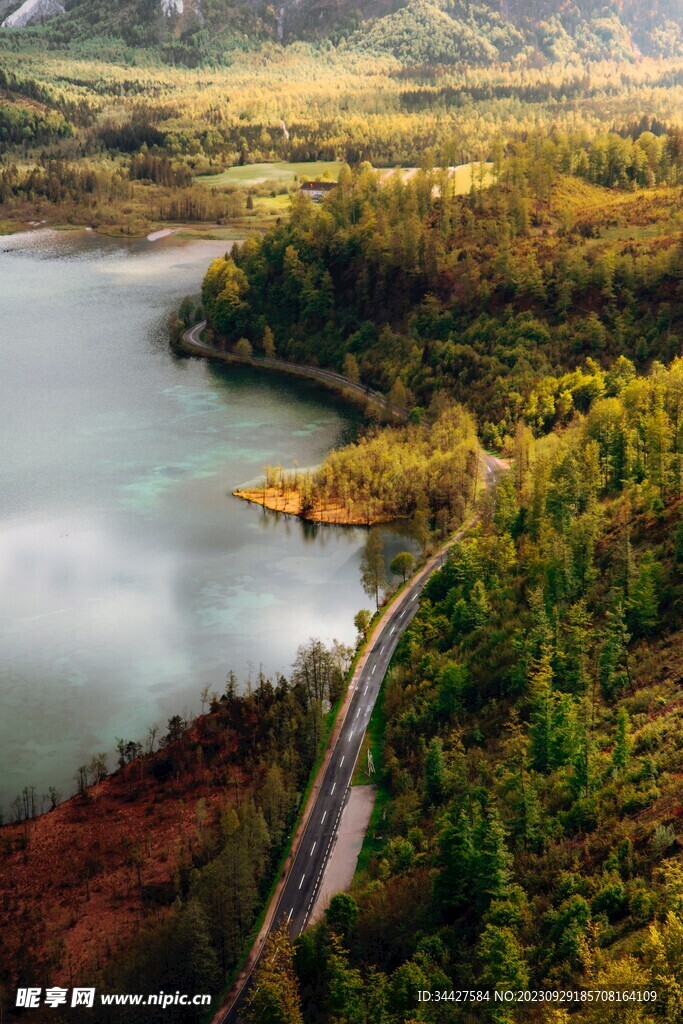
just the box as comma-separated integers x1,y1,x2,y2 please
0,644,349,1022
1,0,683,63
284,367,683,1024
200,147,683,449
197,147,683,1021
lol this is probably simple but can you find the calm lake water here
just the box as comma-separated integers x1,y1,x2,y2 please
0,229,407,809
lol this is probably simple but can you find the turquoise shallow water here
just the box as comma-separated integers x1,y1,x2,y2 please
0,229,408,809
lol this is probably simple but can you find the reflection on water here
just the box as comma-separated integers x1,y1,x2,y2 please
0,230,411,808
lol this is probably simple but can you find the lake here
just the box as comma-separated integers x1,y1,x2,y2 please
0,229,408,810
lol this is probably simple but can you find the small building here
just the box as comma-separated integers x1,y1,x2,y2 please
299,180,337,202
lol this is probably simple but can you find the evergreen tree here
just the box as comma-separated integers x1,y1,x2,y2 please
477,924,529,1019
561,600,592,693
628,551,661,636
424,738,446,806
612,708,632,776
567,695,595,802
598,599,631,701
473,803,513,916
435,807,473,916
469,579,491,628
179,899,221,995
529,641,554,773
324,933,364,1024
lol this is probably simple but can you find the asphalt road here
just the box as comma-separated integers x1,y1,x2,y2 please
185,320,508,1021
218,570,431,1023
216,476,505,1023
182,321,402,419
273,580,424,939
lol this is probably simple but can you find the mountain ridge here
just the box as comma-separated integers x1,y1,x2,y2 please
2,0,683,64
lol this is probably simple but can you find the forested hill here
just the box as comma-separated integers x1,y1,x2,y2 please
278,359,683,1024
202,134,683,450
355,0,683,66
1,0,683,63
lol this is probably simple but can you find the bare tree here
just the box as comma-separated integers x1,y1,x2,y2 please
146,723,159,754
88,753,108,795
199,683,211,714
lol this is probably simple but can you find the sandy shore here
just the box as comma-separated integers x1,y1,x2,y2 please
233,486,398,526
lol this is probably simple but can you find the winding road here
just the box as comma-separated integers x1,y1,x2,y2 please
212,465,505,1023
182,320,507,1022
182,321,404,419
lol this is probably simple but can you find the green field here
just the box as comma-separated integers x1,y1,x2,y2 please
196,160,493,192
196,161,344,187
174,226,252,240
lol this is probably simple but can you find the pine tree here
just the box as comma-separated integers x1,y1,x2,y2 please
529,641,554,773
473,803,513,915
493,473,519,535
477,924,529,1017
612,708,632,776
469,579,491,627
570,699,594,800
628,551,661,636
435,807,473,915
561,600,592,693
424,738,446,806
502,715,541,850
179,899,221,994
598,599,631,700
325,933,364,1023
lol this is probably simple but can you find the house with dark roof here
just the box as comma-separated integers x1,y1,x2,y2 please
299,180,337,201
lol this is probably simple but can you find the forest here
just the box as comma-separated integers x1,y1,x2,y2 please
234,399,479,528
195,126,683,1023
3,31,683,234
247,356,683,1024
2,0,683,1019
0,640,353,1022
201,134,683,457
2,0,683,63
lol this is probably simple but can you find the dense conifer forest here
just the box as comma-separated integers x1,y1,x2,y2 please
278,363,683,1024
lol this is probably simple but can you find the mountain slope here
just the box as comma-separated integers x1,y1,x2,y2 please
2,0,683,63
355,0,683,65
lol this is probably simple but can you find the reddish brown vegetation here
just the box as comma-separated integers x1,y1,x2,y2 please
0,714,247,987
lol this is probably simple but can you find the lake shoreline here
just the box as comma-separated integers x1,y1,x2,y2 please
2,231,391,809
233,485,402,526
178,321,405,423
0,219,255,242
